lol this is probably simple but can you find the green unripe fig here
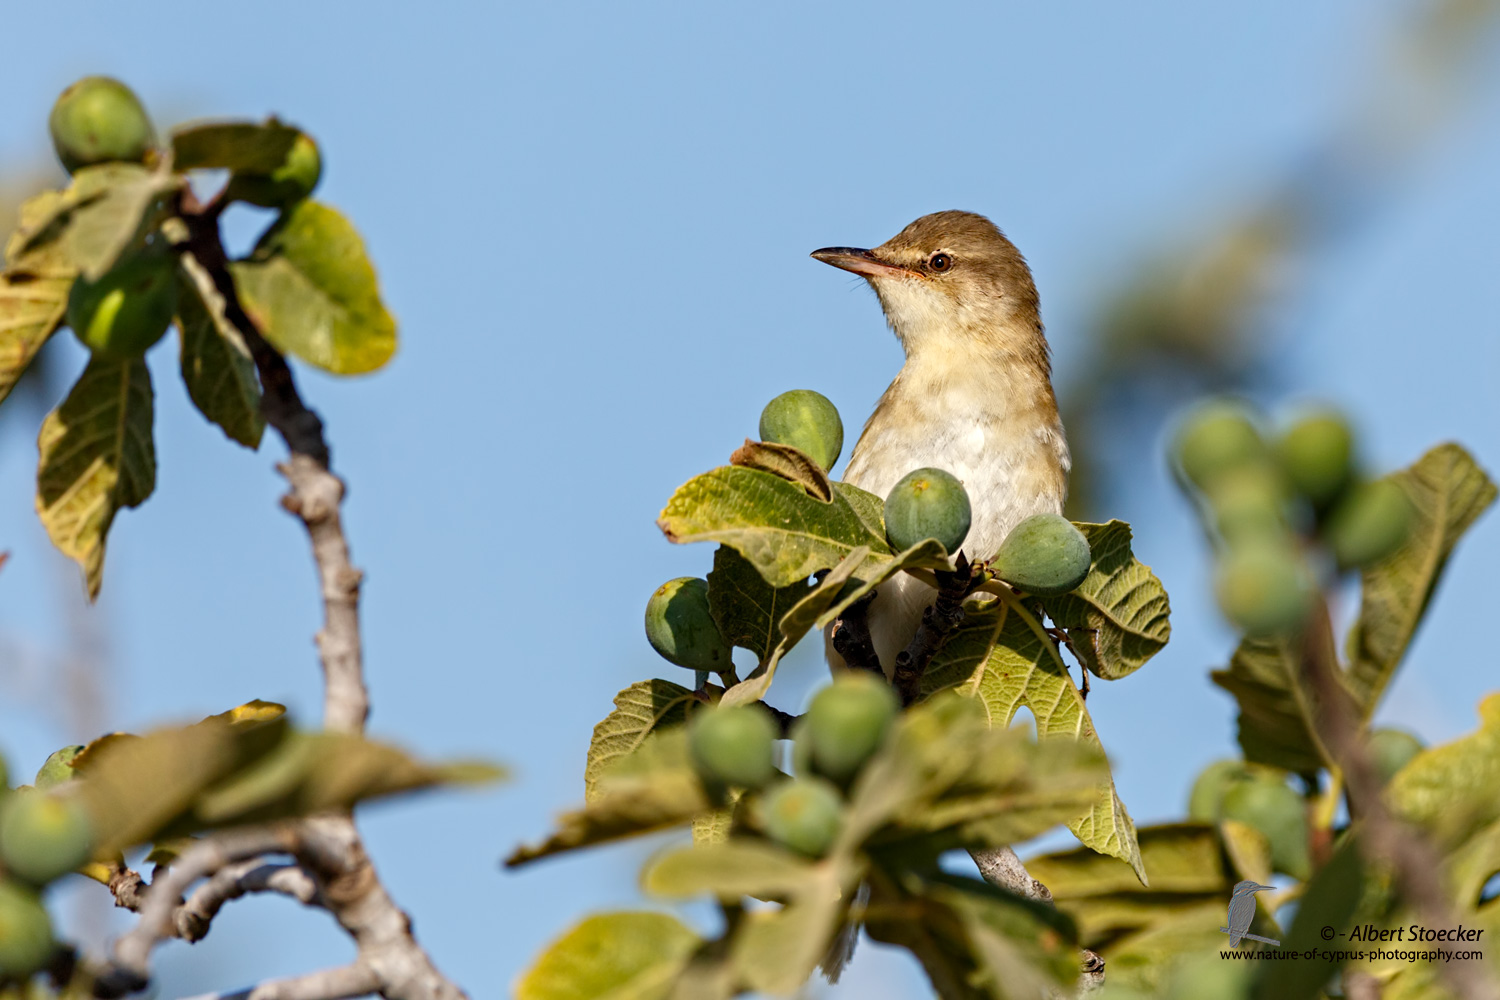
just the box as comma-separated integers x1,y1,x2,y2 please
1187,759,1250,822
688,704,777,790
803,674,899,784
1324,479,1413,570
1221,776,1310,879
992,514,1091,596
763,777,843,857
229,132,323,208
48,76,155,173
759,390,844,471
883,468,972,554
644,577,732,672
1214,539,1313,635
34,746,84,790
0,879,54,977
1369,728,1425,785
67,249,178,359
1276,410,1355,509
0,789,95,886
1173,401,1266,491
1206,465,1288,546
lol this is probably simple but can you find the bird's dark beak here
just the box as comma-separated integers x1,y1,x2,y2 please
810,246,916,279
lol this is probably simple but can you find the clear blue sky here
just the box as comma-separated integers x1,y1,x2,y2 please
1,3,1496,997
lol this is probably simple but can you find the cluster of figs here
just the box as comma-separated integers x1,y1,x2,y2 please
0,748,95,978
42,77,321,359
644,390,1096,677
1172,400,1414,635
688,673,899,858
641,391,1099,828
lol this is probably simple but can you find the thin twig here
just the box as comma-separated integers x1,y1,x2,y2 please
1301,599,1500,1000
177,962,379,1000
169,192,470,1000
103,857,324,943
99,829,300,997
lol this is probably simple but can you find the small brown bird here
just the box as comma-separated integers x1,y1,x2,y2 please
814,211,1069,671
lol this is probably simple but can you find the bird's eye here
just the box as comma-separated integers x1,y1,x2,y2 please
929,252,952,272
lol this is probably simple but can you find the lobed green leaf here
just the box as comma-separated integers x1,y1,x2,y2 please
583,679,695,802
1042,520,1171,681
1345,444,1496,715
1210,637,1330,773
923,600,1147,883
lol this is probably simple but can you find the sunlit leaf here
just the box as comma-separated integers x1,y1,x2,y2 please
516,911,701,1000
0,272,69,406
231,200,396,374
1388,693,1500,851
35,356,155,599
924,600,1147,883
730,865,851,996
657,465,891,589
584,679,694,802
5,163,180,281
1042,520,1170,680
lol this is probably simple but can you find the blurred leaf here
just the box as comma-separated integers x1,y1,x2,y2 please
5,163,180,281
170,120,302,173
584,679,694,803
1217,819,1273,886
1210,638,1330,773
706,545,813,662
1346,444,1496,714
0,272,69,406
1042,521,1171,680
730,438,833,501
642,841,813,900
1388,693,1500,851
926,874,1083,1000
1100,902,1260,995
231,200,396,374
863,870,990,1000
516,911,701,1000
192,731,502,827
657,465,891,588
730,865,850,996
811,538,952,630
176,256,263,447
508,730,710,867
74,705,497,853
924,600,1146,883
1026,823,1243,950
36,356,155,599
1253,833,1364,1000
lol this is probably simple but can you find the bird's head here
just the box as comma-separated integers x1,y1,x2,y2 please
811,210,1043,359
1231,880,1276,898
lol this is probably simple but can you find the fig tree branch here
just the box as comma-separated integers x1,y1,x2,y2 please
1300,598,1500,1000
103,856,324,941
177,962,380,1000
172,193,470,1000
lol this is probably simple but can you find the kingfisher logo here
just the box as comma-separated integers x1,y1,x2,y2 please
1220,880,1280,947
